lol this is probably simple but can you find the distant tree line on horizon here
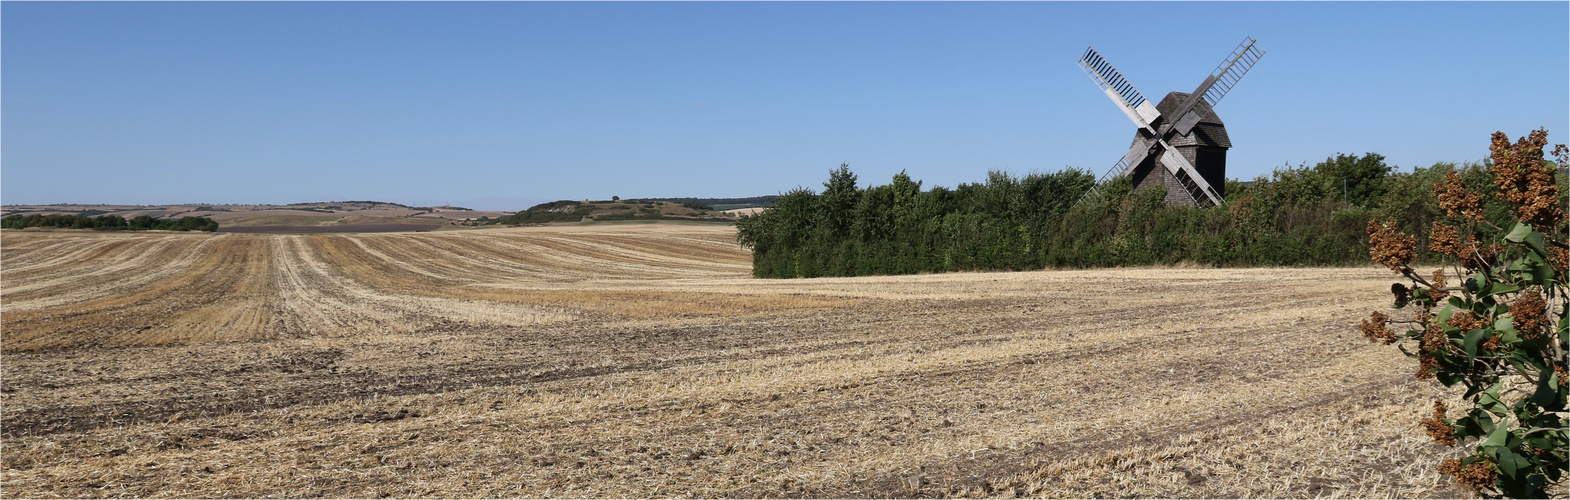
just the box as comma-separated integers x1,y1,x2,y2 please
1,214,220,232
734,155,1569,278
481,199,738,226
628,196,778,210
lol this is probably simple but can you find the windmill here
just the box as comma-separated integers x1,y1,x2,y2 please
1078,37,1264,206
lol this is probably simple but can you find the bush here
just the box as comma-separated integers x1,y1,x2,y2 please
486,201,584,225
1360,130,1567,498
735,152,1481,278
1,214,217,232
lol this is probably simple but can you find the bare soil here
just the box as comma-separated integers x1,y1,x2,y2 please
0,225,1485,498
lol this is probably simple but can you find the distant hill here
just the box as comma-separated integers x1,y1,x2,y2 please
0,201,513,229
3,198,768,231
486,199,739,226
624,196,777,211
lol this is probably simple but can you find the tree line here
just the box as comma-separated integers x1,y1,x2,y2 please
735,155,1568,278
1,214,220,232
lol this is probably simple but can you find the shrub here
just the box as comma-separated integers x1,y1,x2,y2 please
1360,130,1567,498
735,154,1452,278
0,214,217,231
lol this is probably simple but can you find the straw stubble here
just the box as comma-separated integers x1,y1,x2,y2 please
1,225,1473,498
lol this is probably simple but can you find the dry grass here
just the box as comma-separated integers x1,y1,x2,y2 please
0,225,1497,498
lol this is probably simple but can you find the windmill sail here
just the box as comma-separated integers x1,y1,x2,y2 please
1155,139,1224,206
1078,47,1161,131
1170,38,1265,136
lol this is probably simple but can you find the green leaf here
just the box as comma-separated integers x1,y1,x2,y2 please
1524,231,1548,257
1467,275,1484,295
1534,369,1565,411
1504,222,1533,243
1482,421,1510,447
1480,383,1509,416
1506,356,1532,381
1480,282,1520,298
1494,315,1519,336
1436,368,1462,387
1499,468,1548,498
1455,410,1494,437
1463,329,1489,358
1493,447,1528,479
1529,261,1555,285
1437,305,1457,327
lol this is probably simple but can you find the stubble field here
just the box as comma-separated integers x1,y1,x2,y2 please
1,224,1466,498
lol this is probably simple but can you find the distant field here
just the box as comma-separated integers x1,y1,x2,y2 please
1,201,513,229
0,224,1470,497
217,222,446,234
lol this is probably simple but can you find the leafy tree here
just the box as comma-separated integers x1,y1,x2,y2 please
1320,152,1393,206
818,163,860,240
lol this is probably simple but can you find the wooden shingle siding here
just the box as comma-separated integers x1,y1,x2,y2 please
1126,91,1231,206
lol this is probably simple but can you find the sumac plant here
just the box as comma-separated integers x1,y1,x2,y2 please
1361,130,1568,497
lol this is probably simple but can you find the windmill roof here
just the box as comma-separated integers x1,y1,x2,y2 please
1156,92,1231,149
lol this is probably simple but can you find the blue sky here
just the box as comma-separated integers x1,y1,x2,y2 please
4,2,1566,211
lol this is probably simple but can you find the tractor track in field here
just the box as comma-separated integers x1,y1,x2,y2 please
0,298,1350,439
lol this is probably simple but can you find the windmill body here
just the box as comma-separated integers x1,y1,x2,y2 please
1078,38,1263,207
1129,92,1231,206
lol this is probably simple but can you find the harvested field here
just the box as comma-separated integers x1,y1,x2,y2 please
1,224,1480,498
217,222,445,234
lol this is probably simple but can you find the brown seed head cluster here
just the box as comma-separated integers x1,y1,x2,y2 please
1550,246,1569,276
1428,269,1450,302
1490,130,1565,228
1434,171,1485,222
1455,458,1499,493
1429,222,1461,256
1437,458,1461,476
1510,289,1547,340
1420,400,1457,446
1446,310,1484,333
1416,322,1446,379
1480,335,1500,351
1429,224,1501,270
1367,220,1416,272
1360,311,1398,344
1437,456,1499,493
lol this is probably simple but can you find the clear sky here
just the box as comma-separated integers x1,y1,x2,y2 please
4,2,1566,211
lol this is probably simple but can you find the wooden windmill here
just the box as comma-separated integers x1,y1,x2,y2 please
1078,37,1264,206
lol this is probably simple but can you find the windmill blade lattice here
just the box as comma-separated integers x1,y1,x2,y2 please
1199,37,1265,111
1078,47,1160,131
1169,38,1265,137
